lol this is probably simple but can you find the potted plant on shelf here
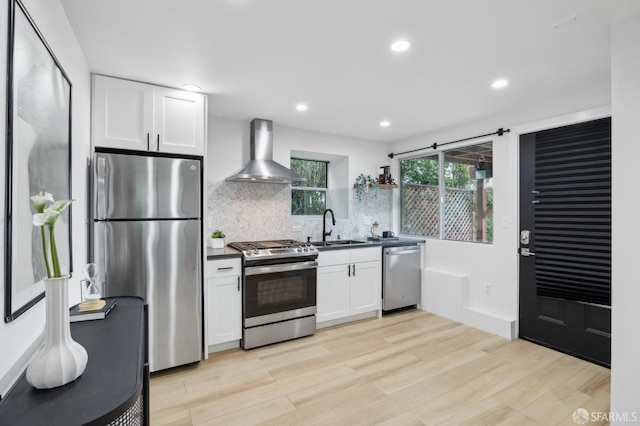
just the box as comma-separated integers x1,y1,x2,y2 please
208,229,226,249
353,173,379,202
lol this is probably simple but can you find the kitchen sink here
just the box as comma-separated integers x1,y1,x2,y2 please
310,240,370,247
327,240,369,245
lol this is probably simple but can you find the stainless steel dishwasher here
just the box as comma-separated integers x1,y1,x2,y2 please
383,244,422,311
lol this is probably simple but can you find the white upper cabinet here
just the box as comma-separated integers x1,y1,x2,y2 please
154,87,205,156
93,76,153,151
92,75,205,156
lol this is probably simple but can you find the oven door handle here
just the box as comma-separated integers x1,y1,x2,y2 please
245,261,318,276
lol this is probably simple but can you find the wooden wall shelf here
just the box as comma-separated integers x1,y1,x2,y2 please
353,183,398,189
352,183,398,190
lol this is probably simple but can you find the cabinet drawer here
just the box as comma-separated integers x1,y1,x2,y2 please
207,258,241,278
317,250,349,267
350,247,381,263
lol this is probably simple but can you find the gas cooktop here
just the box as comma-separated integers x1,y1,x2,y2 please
227,239,318,260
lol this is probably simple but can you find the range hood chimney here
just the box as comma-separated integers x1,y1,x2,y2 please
226,119,306,183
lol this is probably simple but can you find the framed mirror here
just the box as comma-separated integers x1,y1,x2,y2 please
4,0,72,323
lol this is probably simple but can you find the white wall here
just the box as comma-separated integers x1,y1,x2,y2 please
610,14,640,419
390,105,612,339
207,117,390,187
0,0,90,396
206,117,392,242
390,116,519,338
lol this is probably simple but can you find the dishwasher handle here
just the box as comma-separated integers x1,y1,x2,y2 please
385,246,421,256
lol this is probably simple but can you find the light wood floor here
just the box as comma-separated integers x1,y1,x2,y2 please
150,310,610,425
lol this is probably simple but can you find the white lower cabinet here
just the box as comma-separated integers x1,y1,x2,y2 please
207,258,241,348
317,247,381,324
349,260,381,315
317,264,350,322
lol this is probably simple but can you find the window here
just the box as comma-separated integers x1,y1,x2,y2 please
400,141,493,243
290,158,327,215
400,155,440,237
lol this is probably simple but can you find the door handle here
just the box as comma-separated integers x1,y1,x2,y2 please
387,248,420,256
519,248,536,257
352,264,356,276
347,264,351,277
96,155,108,219
237,276,240,292
157,134,160,151
147,133,150,151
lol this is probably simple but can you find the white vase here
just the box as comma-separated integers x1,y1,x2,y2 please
26,275,88,389
208,237,225,249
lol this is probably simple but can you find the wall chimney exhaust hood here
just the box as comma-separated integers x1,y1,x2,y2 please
226,119,306,184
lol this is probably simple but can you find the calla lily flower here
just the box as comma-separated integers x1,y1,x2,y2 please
33,209,61,227
49,199,74,214
30,192,54,213
30,192,75,278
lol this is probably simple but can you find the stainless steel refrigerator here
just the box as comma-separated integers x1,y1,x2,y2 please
92,151,202,372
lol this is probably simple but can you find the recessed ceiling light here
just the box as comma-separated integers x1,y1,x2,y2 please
380,120,391,128
391,40,410,53
183,84,201,91
295,103,308,112
491,79,509,89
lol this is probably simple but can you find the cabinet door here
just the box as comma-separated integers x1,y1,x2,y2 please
207,275,241,345
93,75,153,151
317,264,350,322
154,87,205,155
350,260,381,315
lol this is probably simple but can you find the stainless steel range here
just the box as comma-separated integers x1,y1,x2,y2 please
227,240,319,349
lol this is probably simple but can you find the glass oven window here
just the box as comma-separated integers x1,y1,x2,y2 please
258,276,306,305
245,268,316,318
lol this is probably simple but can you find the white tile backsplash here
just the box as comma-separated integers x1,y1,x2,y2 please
206,181,392,243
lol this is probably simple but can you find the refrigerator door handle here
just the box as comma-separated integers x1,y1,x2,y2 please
94,222,109,297
95,155,108,220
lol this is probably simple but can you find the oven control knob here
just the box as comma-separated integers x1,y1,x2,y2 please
243,250,251,256
253,249,259,255
298,246,304,252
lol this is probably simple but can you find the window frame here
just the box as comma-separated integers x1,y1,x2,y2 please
399,140,493,244
290,158,328,216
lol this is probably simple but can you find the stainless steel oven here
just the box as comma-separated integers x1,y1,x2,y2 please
228,240,319,349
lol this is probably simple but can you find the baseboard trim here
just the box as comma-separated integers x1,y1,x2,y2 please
0,332,44,400
207,340,240,354
317,311,378,329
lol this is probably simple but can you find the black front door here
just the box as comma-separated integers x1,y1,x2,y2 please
519,117,611,367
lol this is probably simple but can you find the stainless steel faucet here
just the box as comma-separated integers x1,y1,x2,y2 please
322,209,336,241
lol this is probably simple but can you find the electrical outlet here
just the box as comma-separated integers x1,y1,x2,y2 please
484,283,492,295
502,216,509,228
292,225,302,232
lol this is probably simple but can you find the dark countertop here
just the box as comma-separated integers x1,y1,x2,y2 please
207,246,243,260
375,237,426,247
206,238,425,256
313,236,425,251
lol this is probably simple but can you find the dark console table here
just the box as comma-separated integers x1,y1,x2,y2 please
0,297,149,425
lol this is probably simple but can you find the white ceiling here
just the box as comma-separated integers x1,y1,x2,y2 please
60,0,640,143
